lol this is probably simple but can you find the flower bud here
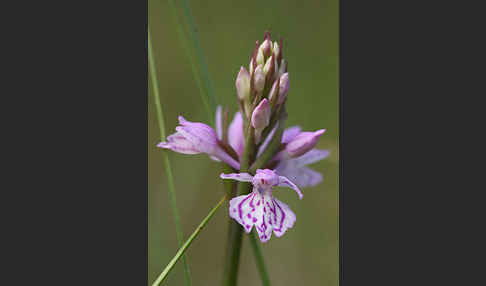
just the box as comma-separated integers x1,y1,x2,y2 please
236,67,251,101
253,65,265,95
263,56,273,75
251,98,270,142
285,129,326,158
278,59,287,76
251,99,270,130
277,36,283,65
260,38,272,59
273,41,280,62
249,58,255,75
256,48,264,66
265,54,276,84
278,73,289,104
268,78,279,102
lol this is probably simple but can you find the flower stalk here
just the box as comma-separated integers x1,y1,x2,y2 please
221,118,256,286
250,120,285,173
249,231,271,286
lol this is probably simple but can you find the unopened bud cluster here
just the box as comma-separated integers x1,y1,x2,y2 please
235,32,290,142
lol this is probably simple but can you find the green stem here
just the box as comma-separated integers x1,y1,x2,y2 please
221,219,243,286
151,195,227,286
250,111,287,173
249,125,284,174
249,231,271,286
222,123,256,286
149,29,192,286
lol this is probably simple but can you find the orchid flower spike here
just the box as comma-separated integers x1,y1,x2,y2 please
220,169,302,242
158,116,240,170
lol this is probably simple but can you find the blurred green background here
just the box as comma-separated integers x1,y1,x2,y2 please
149,0,338,285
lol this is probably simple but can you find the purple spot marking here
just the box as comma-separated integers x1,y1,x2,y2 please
261,213,267,230
247,213,251,218
266,202,276,217
252,218,257,222
271,200,277,224
238,193,253,221
273,199,286,232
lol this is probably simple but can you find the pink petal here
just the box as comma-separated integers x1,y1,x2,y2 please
175,116,240,169
285,129,326,158
175,125,217,154
274,149,329,187
228,112,244,157
257,125,301,157
292,149,330,167
157,133,200,154
212,148,240,170
215,106,223,140
177,116,218,145
228,185,298,242
229,192,262,234
277,165,323,188
220,172,253,182
282,126,302,143
271,198,296,237
254,194,274,243
278,175,303,199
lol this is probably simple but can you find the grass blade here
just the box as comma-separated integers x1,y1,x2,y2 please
181,0,217,112
148,29,192,286
151,195,227,286
167,0,215,125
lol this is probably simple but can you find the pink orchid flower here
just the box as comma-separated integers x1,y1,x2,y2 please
220,169,302,242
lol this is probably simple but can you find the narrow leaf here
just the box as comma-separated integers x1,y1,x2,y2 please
148,29,192,286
